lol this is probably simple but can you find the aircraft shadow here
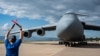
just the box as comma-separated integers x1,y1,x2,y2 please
75,43,100,48
24,42,100,48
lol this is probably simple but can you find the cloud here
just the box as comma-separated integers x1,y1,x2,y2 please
45,16,57,24
0,0,100,24
0,23,9,35
1,23,9,31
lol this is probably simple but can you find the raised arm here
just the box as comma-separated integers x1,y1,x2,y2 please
16,23,23,40
5,24,15,40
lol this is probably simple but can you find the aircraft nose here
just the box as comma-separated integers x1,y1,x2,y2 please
56,13,84,40
56,14,75,37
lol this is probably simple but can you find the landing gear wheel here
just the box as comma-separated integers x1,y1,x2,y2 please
65,42,70,47
59,41,63,45
69,42,74,47
65,42,69,46
78,41,87,45
65,42,76,47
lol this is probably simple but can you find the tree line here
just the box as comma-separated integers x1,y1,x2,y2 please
86,37,100,41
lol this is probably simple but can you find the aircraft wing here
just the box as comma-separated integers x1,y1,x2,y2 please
11,24,56,35
81,22,100,30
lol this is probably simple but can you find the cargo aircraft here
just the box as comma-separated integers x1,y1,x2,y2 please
11,12,100,47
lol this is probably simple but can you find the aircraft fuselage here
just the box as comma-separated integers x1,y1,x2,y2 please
56,13,84,42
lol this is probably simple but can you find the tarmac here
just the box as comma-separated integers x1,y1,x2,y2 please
0,41,100,56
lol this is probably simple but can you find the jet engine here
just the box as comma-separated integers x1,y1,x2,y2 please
23,31,32,38
37,28,45,36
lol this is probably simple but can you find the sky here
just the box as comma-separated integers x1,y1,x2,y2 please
0,0,100,38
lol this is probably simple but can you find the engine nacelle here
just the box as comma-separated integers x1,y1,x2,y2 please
23,31,32,38
37,29,45,36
